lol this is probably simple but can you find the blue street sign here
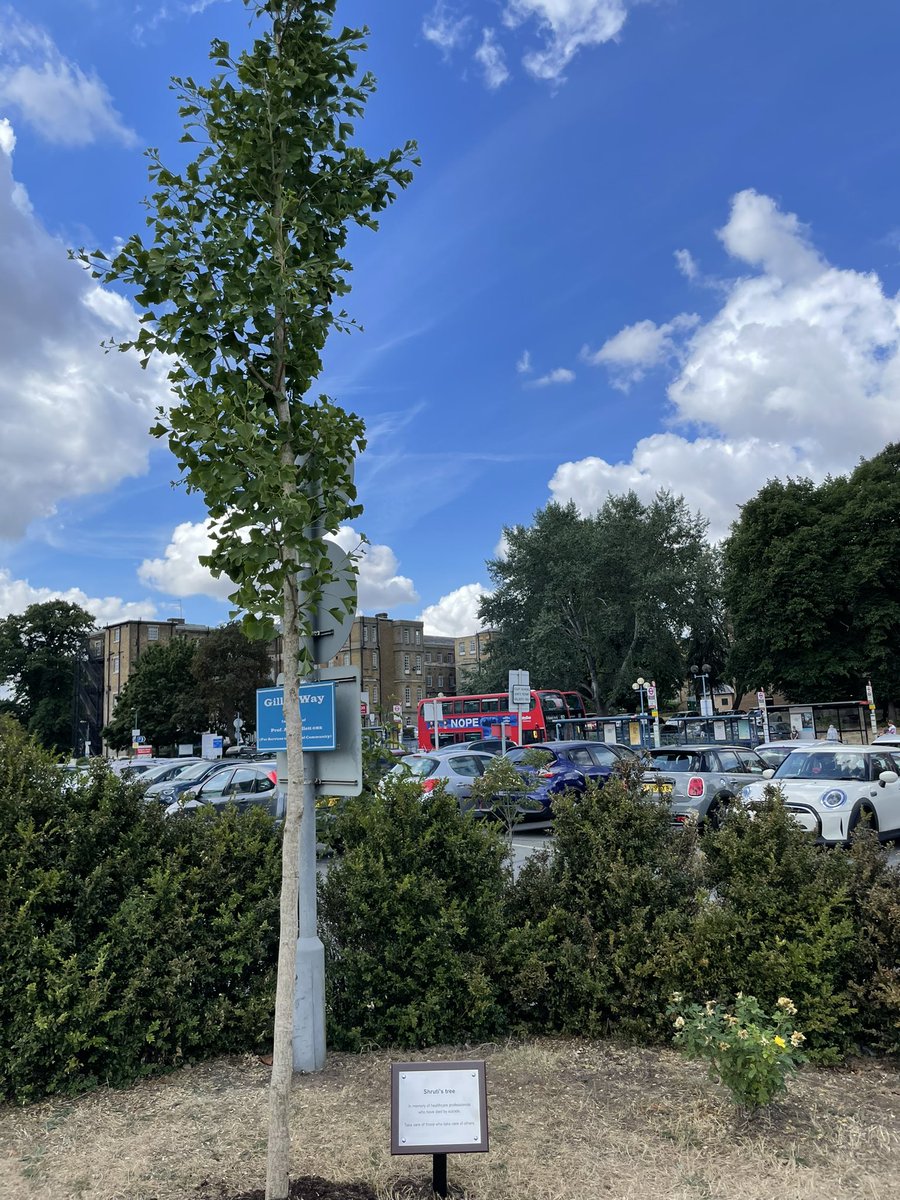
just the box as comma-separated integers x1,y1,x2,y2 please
256,683,337,753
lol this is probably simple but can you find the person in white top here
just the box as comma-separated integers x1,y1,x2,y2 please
826,723,839,741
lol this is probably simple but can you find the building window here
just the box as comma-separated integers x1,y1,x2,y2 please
372,649,379,668
415,630,421,645
469,639,476,653
415,655,422,674
343,652,350,666
427,674,433,687
425,652,432,663
113,627,120,644
148,625,159,641
404,686,411,706
363,624,369,645
373,684,379,704
458,640,465,656
113,654,120,675
438,674,444,688
403,654,410,673
416,687,423,702
403,628,410,644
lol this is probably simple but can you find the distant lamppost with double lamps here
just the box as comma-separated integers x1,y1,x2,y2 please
632,677,649,715
690,663,713,717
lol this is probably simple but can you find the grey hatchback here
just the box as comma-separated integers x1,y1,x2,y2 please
642,743,768,827
387,750,496,810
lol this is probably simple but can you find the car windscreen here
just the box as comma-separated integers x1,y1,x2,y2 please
391,756,439,778
774,750,867,782
175,759,221,782
648,752,697,772
506,748,555,767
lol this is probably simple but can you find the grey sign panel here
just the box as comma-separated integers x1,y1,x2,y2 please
313,665,363,798
310,540,358,664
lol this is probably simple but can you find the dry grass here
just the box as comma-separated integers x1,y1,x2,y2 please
1,1038,899,1200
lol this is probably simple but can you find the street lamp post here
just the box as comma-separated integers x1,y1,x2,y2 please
690,663,713,717
631,676,648,716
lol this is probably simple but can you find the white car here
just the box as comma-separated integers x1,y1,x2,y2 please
739,744,900,845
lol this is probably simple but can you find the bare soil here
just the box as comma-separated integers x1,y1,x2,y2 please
1,1038,899,1200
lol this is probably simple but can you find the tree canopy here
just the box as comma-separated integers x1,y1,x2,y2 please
478,493,720,712
723,443,900,708
103,638,206,752
0,600,96,752
192,621,273,735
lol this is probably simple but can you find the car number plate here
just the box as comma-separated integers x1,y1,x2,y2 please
644,780,673,796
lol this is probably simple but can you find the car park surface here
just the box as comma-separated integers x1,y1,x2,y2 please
642,743,768,827
740,744,900,845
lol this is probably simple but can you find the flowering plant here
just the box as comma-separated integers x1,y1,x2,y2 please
668,993,806,1110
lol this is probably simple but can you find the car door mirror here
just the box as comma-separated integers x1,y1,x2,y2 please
762,768,775,779
878,770,899,784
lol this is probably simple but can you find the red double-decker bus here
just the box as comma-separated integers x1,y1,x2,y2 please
416,689,571,750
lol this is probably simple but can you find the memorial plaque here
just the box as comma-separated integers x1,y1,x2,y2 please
391,1060,489,1155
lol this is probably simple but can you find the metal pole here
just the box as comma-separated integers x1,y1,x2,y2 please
432,1153,448,1198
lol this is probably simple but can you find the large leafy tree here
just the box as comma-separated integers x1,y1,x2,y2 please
78,3,416,1194
723,443,900,710
192,621,273,736
479,494,719,712
0,601,96,752
102,638,206,751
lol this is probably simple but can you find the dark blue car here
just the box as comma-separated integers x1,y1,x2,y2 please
504,740,626,825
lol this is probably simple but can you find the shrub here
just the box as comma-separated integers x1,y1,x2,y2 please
0,717,280,1101
845,827,900,1054
691,789,861,1059
500,764,703,1040
319,772,509,1050
670,992,806,1111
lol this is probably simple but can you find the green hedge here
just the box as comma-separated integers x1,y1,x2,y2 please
0,718,280,1101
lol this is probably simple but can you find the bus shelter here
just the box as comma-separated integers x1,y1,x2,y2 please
549,714,656,749
759,701,873,744
658,713,759,747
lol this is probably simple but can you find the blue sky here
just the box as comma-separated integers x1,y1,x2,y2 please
1,0,899,635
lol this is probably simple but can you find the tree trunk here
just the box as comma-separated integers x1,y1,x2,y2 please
265,577,306,1199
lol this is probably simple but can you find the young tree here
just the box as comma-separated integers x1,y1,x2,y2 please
78,3,416,1195
0,600,96,752
192,621,273,737
102,638,205,751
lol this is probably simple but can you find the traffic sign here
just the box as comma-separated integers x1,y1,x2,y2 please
233,716,244,731
310,540,358,664
256,683,337,753
132,735,146,745
508,669,530,710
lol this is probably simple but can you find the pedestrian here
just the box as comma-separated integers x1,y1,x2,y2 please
886,721,897,736
826,723,839,742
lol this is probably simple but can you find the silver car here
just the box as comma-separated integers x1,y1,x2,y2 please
642,743,768,828
387,750,496,810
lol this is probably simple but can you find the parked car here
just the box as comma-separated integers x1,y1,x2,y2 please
132,758,201,788
642,743,769,828
754,739,834,772
387,750,496,809
108,757,175,779
164,761,283,818
739,744,900,845
503,741,621,826
144,757,236,806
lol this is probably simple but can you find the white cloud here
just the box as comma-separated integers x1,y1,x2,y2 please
138,521,233,600
504,0,629,82
583,314,699,388
423,2,470,54
0,12,137,147
554,189,900,537
516,349,533,374
530,366,576,386
474,28,510,89
333,526,419,610
0,568,159,624
674,248,698,281
420,583,491,637
138,520,419,611
0,125,171,540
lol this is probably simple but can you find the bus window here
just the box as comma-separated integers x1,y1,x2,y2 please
452,700,463,714
482,698,500,713
463,699,481,713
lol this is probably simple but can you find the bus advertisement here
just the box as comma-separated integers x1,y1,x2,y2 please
416,689,573,750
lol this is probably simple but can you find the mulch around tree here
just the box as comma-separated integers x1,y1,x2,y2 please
197,1176,378,1200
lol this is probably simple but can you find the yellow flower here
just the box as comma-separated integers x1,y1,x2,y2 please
737,1029,749,1040
674,1015,685,1029
704,1000,716,1015
718,1042,729,1051
776,997,797,1015
670,992,683,1004
791,1031,806,1047
773,1035,787,1049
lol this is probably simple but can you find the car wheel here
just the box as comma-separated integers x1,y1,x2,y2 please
848,804,879,839
704,794,733,831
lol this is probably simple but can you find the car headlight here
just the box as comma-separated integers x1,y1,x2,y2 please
820,788,847,809
740,785,753,801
